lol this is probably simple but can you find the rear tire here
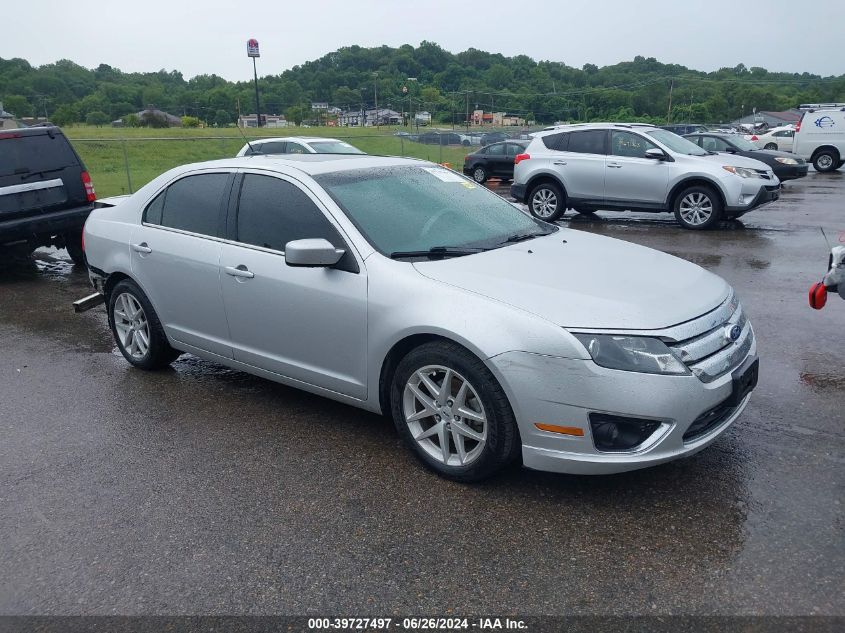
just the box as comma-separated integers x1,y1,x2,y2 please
390,341,520,482
528,182,566,222
108,279,180,370
764,143,777,150
673,185,722,230
64,230,85,266
813,149,840,172
472,166,488,184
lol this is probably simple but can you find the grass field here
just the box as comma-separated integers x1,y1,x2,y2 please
64,125,473,197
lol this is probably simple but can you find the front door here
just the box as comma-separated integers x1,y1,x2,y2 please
604,130,669,206
130,171,233,358
219,173,368,399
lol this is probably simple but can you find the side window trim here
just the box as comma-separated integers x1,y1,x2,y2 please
230,169,361,273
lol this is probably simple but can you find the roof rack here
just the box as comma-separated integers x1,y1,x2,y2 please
798,103,845,111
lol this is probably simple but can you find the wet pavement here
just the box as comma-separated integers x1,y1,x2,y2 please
0,172,843,616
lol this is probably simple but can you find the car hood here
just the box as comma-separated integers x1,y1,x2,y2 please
698,152,774,171
757,149,800,160
413,230,730,330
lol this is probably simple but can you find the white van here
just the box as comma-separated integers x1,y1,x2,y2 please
793,104,845,172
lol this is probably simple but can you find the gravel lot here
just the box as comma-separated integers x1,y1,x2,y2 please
1,170,843,617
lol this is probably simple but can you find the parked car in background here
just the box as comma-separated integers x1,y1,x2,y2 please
81,154,758,481
0,126,95,265
511,123,780,229
753,126,795,152
660,124,708,135
684,132,808,181
793,104,845,172
418,131,463,146
480,131,507,146
458,132,484,146
236,137,365,156
462,140,528,183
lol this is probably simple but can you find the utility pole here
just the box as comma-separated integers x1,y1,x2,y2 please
666,78,674,124
465,91,470,134
373,72,379,129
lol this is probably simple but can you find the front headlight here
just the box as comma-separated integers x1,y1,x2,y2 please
722,166,758,178
774,157,799,165
572,334,690,375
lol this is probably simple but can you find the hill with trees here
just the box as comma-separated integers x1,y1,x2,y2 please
1,41,843,127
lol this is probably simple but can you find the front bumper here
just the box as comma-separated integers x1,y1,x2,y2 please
773,164,809,181
487,338,757,475
724,182,779,214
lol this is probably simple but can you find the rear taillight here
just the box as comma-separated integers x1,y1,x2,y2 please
751,135,758,141
81,171,96,202
795,116,803,133
514,153,530,165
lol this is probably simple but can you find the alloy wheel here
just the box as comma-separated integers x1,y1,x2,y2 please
113,292,150,359
473,167,486,183
679,192,713,226
531,188,557,218
403,365,487,467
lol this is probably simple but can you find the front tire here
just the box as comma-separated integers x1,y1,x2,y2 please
673,185,722,230
108,279,180,370
764,143,777,150
813,149,840,172
528,182,565,222
472,165,488,183
390,341,520,482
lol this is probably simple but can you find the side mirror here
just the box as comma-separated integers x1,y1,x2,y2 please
645,148,667,160
284,238,344,268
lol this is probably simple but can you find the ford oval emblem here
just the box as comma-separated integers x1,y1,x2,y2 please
725,324,742,342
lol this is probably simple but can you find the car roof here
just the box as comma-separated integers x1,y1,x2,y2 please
245,136,345,145
175,154,425,177
0,125,65,138
533,122,656,138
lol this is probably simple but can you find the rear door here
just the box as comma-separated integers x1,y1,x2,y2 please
0,130,85,220
484,143,510,177
605,130,669,206
558,129,608,202
130,171,234,358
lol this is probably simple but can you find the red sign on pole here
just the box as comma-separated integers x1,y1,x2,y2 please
247,39,260,58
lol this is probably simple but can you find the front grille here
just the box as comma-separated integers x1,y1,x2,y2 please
667,292,754,383
683,398,738,442
765,184,780,191
754,169,773,180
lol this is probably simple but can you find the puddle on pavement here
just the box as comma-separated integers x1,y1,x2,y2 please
800,372,845,393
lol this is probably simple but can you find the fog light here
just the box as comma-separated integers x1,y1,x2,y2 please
589,413,662,452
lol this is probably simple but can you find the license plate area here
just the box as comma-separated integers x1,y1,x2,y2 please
728,356,759,406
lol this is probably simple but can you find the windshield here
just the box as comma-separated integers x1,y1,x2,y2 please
314,165,553,256
729,136,762,151
647,129,708,156
308,140,365,154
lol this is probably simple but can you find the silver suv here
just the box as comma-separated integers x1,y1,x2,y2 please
511,123,781,229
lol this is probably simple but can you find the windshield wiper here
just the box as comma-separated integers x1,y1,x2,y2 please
390,246,486,260
497,230,554,246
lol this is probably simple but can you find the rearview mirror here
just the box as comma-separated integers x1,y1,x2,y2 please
285,238,344,268
644,148,667,160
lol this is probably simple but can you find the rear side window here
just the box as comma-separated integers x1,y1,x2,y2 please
0,133,79,177
145,173,229,237
542,133,568,151
567,130,607,155
236,174,341,251
485,144,505,156
252,141,286,155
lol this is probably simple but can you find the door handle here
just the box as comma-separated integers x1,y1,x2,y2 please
224,265,254,279
607,163,622,168
553,161,567,165
131,242,152,254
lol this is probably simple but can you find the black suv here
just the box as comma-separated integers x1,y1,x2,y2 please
0,126,95,265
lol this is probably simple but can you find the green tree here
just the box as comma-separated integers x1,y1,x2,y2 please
214,109,231,127
85,110,109,126
181,115,200,127
122,113,140,127
2,95,31,117
51,104,80,126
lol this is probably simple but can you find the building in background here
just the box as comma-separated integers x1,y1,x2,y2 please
414,111,431,126
470,109,526,126
731,109,802,130
238,113,288,128
338,108,401,126
0,102,20,129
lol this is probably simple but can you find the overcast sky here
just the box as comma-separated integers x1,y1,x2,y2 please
3,0,843,81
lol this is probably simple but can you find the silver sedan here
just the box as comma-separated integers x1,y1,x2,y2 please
82,155,758,481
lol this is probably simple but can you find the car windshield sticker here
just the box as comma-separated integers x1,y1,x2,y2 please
423,167,465,183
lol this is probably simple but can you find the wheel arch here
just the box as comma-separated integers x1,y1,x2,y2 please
811,145,841,160
524,173,568,200
667,177,727,210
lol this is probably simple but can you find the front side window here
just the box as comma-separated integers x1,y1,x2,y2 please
236,174,341,252
485,144,505,156
567,130,607,155
145,173,229,237
314,165,552,256
610,131,658,158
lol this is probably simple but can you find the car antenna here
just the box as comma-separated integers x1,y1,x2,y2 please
236,119,258,155
820,227,833,250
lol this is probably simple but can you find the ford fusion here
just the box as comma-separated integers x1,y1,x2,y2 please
82,155,758,481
